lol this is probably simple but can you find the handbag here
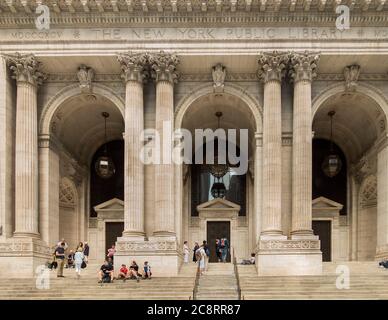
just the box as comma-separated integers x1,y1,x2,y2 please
81,261,87,269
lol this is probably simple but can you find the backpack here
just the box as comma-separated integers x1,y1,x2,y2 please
205,247,210,257
220,239,226,248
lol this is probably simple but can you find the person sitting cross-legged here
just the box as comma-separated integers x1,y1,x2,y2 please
129,260,140,282
117,264,129,281
142,261,152,280
98,260,114,283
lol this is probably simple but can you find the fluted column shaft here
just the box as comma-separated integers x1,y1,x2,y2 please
258,52,288,237
150,51,179,237
290,52,319,237
118,53,147,238
8,54,44,237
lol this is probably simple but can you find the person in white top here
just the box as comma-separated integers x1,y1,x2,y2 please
196,245,206,276
74,248,84,278
183,241,190,263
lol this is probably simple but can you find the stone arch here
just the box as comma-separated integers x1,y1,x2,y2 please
174,83,263,132
312,82,388,124
39,83,125,136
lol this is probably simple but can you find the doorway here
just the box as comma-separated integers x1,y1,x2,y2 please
207,221,231,263
312,220,332,262
105,222,124,255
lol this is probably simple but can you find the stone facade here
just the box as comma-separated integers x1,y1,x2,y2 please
0,1,388,278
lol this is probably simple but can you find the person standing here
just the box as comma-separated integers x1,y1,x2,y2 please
74,248,84,278
215,239,222,262
193,242,199,262
55,242,66,278
220,237,229,263
203,240,210,271
107,244,116,262
183,241,190,264
196,244,206,276
83,242,90,263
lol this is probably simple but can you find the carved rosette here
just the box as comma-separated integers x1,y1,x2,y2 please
117,52,148,83
7,53,46,86
289,51,320,83
257,51,288,83
149,51,179,84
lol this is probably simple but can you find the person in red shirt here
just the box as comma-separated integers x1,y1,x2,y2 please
117,264,129,281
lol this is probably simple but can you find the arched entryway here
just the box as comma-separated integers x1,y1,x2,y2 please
312,84,388,261
39,84,124,252
175,84,262,261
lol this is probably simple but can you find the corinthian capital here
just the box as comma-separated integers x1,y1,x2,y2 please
257,51,288,83
289,51,320,83
149,51,179,84
6,53,46,86
117,52,148,83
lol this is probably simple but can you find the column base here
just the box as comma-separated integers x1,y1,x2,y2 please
256,237,322,276
375,245,388,260
0,237,51,278
115,236,182,277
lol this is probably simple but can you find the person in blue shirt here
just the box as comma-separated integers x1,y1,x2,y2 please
143,261,152,279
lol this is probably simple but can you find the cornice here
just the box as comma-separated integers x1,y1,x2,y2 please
0,7,388,28
43,72,388,83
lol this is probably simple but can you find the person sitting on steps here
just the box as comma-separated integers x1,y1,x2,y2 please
117,264,129,281
129,260,140,282
142,261,152,280
98,260,114,283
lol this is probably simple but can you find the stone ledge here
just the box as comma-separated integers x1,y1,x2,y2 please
258,239,321,251
0,238,51,259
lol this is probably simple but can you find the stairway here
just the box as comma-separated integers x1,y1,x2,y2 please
238,261,388,300
195,263,240,300
0,263,198,300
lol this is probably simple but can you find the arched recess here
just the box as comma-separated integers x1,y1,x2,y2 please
312,82,388,261
174,83,263,260
59,177,79,251
39,83,125,136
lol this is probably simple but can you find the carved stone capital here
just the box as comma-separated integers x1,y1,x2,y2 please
149,51,179,84
257,51,288,83
6,53,46,86
344,64,361,91
289,51,320,83
77,64,94,93
117,52,148,83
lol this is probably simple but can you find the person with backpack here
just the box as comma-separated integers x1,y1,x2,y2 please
83,242,90,263
220,237,229,263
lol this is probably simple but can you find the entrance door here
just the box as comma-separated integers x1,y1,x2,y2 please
105,222,124,255
312,220,331,262
206,221,231,263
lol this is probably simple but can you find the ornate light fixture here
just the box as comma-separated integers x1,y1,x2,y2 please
322,110,342,178
95,112,116,179
209,111,228,198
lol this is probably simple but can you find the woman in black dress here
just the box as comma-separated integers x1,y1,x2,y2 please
192,242,199,262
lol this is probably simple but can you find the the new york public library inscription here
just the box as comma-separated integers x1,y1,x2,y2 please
7,26,388,42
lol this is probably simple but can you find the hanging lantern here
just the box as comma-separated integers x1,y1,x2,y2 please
95,112,115,179
322,111,342,178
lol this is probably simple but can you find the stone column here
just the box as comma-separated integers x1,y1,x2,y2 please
377,142,388,258
150,51,179,237
117,52,148,239
289,52,319,238
8,54,45,238
253,133,263,244
258,52,288,238
0,55,14,240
